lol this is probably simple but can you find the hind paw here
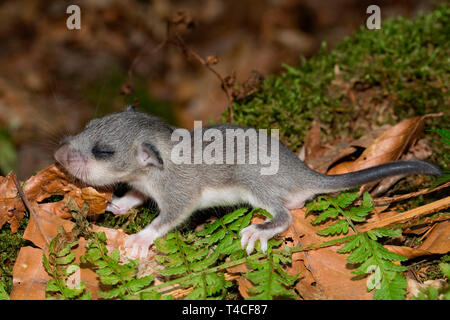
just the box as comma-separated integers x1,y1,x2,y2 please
124,229,157,260
240,224,277,255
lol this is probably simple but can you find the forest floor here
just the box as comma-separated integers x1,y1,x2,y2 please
0,3,448,300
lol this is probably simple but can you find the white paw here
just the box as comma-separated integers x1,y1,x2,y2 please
106,202,130,215
124,230,157,260
240,224,275,255
106,191,146,216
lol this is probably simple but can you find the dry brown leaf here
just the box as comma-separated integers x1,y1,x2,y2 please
12,212,131,300
289,208,373,300
362,213,449,260
10,246,51,300
370,138,434,196
328,114,439,175
236,277,253,299
418,220,450,254
8,164,155,300
383,246,435,259
0,173,25,232
365,182,450,206
305,126,387,173
305,140,357,173
225,261,249,274
23,204,74,249
22,195,129,251
23,164,112,218
11,182,160,300
304,119,325,162
0,164,113,233
282,223,324,300
10,238,103,300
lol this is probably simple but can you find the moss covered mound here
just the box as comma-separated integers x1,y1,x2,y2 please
225,4,449,155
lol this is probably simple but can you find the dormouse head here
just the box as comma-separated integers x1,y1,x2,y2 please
54,106,169,187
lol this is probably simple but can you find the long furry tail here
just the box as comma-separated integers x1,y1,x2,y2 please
313,160,442,193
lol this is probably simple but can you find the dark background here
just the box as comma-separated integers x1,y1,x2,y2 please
0,0,438,178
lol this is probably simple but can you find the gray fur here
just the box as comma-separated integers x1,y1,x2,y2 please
54,109,442,255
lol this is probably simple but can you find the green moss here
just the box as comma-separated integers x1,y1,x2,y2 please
95,207,158,234
0,219,29,294
410,254,450,281
225,5,449,154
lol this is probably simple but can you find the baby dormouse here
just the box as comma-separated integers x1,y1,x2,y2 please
54,107,442,258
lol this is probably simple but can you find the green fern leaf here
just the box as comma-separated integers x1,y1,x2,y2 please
100,275,121,285
140,290,164,300
244,242,297,300
191,251,220,272
0,283,9,300
362,192,373,208
128,275,154,292
98,287,126,299
346,205,372,221
440,263,450,278
56,241,78,257
222,207,248,224
154,237,180,254
367,228,402,239
95,266,114,277
56,252,76,265
337,235,359,253
317,219,349,236
199,228,227,245
196,220,222,237
306,197,330,214
160,265,188,276
335,192,359,208
373,271,407,300
45,279,60,293
229,212,253,231
311,207,339,224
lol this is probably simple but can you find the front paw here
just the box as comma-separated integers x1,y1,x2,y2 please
106,203,130,215
124,229,157,259
240,224,276,255
106,191,146,216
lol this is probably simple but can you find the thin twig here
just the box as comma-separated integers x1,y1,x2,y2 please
357,196,450,232
125,22,170,94
12,173,50,248
357,181,450,206
168,24,234,122
123,14,235,122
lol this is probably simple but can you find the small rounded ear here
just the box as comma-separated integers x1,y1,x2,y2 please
137,143,163,168
125,105,136,112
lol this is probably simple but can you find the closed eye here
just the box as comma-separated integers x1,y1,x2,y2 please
92,143,115,159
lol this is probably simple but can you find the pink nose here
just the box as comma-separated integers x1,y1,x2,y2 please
54,144,86,167
54,143,69,166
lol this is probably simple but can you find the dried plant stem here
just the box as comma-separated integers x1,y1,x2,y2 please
124,17,235,122
12,173,50,248
357,196,450,232
169,27,234,122
362,181,450,206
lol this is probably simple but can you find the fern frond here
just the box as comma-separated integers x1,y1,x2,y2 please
244,243,298,300
317,219,349,236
